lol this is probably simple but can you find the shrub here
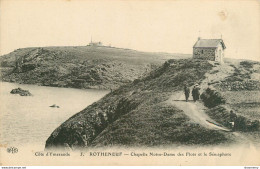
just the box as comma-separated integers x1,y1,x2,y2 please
21,63,36,72
1,61,9,67
240,61,254,69
201,88,226,108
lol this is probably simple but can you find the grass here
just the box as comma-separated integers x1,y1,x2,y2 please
221,91,260,120
92,105,231,147
201,61,260,132
45,59,237,150
0,46,191,89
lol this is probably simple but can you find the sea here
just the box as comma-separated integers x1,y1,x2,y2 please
0,82,109,150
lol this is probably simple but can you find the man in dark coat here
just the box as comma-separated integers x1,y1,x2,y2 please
192,86,196,102
184,85,190,102
195,86,200,100
192,84,200,102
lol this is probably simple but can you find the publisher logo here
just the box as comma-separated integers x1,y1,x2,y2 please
7,147,18,154
245,167,259,169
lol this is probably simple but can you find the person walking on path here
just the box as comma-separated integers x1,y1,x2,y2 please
192,84,200,102
192,86,196,102
184,85,190,102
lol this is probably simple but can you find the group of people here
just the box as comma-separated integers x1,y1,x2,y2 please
184,84,200,102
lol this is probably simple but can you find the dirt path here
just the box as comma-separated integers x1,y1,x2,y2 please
167,91,231,132
166,62,235,131
167,91,259,147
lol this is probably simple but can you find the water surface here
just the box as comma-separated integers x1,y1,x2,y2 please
0,82,109,149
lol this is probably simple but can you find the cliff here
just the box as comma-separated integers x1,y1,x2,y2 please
0,46,190,89
45,59,241,150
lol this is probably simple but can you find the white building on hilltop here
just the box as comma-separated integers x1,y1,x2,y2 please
193,37,226,64
88,37,103,47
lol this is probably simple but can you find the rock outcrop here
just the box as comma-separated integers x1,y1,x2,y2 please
10,88,32,96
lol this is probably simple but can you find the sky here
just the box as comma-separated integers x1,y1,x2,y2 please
0,0,260,61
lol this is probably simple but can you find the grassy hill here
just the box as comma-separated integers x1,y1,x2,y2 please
0,46,190,89
2,46,258,149
45,59,246,150
45,58,260,150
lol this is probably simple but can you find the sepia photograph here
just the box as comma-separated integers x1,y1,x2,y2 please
0,0,259,166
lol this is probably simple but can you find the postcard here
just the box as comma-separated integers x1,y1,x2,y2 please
0,0,259,166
